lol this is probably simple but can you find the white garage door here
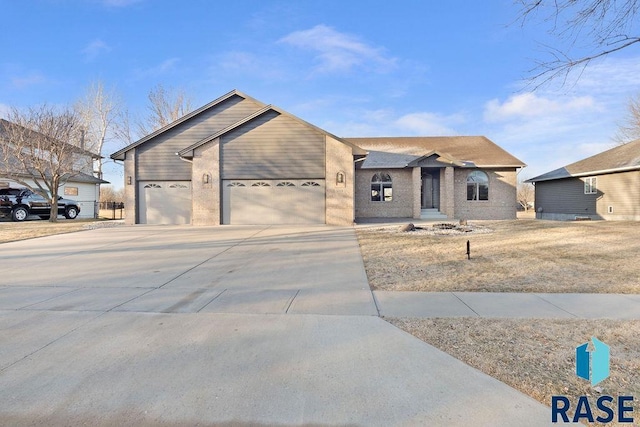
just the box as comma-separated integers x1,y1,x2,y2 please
222,179,325,225
138,181,192,224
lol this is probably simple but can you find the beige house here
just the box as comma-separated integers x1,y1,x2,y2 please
111,90,525,225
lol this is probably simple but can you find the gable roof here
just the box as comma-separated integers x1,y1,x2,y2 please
345,136,525,169
528,139,640,182
177,104,367,158
110,89,266,160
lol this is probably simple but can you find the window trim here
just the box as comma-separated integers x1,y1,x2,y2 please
371,172,393,202
584,177,597,194
466,170,489,201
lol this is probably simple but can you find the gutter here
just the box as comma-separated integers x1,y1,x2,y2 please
529,165,640,182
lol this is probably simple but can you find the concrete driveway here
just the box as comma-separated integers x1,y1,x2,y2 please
0,225,554,426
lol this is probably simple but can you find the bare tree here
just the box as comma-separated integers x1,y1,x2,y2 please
517,180,535,212
614,93,640,143
75,80,125,178
99,185,124,203
0,105,86,222
137,84,194,136
516,0,640,87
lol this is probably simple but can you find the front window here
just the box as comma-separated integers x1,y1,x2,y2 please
371,173,392,202
467,170,489,201
584,177,597,194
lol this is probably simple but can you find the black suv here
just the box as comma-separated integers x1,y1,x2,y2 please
0,188,81,221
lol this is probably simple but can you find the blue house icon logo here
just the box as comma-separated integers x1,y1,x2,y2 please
576,337,610,386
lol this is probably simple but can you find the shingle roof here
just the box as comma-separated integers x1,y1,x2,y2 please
344,136,526,168
528,139,640,182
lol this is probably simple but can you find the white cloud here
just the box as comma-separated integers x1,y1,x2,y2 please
0,103,10,118
483,92,597,123
11,71,45,89
319,108,465,137
278,25,396,74
82,39,111,61
133,58,180,80
395,112,464,135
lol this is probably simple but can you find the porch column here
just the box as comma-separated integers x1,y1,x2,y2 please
412,167,421,219
441,166,455,218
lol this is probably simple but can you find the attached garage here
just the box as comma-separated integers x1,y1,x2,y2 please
222,179,325,224
138,181,192,224
112,90,361,226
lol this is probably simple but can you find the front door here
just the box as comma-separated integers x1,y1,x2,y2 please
422,175,433,208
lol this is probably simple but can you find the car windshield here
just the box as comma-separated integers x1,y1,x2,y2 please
0,188,25,196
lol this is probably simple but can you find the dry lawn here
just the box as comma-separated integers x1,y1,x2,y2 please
0,218,121,244
357,220,640,293
390,317,640,426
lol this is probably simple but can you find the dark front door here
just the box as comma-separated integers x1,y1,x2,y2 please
422,174,433,208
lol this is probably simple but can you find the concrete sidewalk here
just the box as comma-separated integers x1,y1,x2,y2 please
374,291,640,319
0,225,560,425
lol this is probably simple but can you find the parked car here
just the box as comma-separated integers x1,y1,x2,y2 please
0,188,80,221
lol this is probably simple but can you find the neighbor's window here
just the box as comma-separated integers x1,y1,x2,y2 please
584,177,597,194
64,187,78,196
467,171,489,201
371,173,392,202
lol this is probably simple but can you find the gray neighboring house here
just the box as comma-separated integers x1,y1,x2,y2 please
111,89,525,225
528,139,640,220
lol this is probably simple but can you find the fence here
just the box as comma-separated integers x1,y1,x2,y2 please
99,201,125,220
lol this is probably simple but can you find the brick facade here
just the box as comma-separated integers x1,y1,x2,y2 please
355,168,414,218
191,139,220,225
453,168,517,220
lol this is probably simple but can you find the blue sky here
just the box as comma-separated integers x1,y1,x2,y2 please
2,0,640,187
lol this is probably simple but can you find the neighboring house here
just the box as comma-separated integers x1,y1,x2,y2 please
0,119,108,219
528,139,640,221
111,90,525,225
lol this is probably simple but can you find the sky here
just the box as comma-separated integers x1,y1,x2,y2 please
2,0,640,188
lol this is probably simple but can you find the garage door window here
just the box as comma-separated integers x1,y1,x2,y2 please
301,181,320,187
227,182,246,187
251,182,271,187
144,183,161,188
371,173,392,202
277,181,295,187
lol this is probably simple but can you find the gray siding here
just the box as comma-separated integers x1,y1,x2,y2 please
136,95,263,180
535,177,597,216
221,111,325,179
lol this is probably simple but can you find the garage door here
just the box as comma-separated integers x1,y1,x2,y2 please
222,179,325,224
138,181,192,224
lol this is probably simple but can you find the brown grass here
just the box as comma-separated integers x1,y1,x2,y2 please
357,220,640,293
389,317,640,426
0,218,118,244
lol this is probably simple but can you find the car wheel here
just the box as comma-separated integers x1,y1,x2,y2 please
65,207,78,219
12,206,29,222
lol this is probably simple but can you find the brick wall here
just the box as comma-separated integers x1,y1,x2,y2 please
355,168,413,218
192,139,220,225
453,168,517,220
325,136,355,225
124,149,136,225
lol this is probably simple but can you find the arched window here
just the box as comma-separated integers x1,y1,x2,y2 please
371,172,392,202
467,170,489,201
